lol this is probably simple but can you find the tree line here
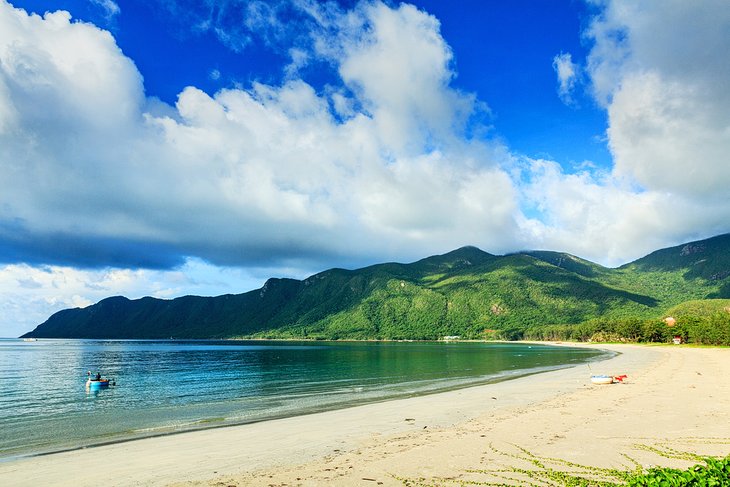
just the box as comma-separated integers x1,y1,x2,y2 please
519,313,730,346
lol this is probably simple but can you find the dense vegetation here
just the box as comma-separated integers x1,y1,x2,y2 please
522,301,730,345
22,234,730,345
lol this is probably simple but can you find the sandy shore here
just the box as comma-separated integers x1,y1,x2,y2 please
1,344,728,486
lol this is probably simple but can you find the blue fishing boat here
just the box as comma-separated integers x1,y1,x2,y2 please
86,378,111,389
85,371,114,390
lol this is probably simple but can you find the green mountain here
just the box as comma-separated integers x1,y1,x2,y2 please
21,234,730,341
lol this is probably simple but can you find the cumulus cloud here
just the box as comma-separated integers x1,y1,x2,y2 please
585,0,730,199
519,158,729,266
552,52,579,105
519,0,730,263
0,0,519,276
2,0,729,271
336,3,474,152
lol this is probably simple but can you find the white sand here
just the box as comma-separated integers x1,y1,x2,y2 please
1,344,728,486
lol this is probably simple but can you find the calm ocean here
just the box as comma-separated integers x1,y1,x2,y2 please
0,339,609,459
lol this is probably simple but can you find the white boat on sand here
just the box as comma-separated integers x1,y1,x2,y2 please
590,374,627,385
590,375,615,385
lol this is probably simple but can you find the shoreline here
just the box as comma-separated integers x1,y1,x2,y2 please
3,364,581,463
1,341,611,463
1,344,728,486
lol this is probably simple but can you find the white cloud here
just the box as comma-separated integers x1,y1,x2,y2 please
0,0,519,271
335,2,472,153
518,0,730,262
586,0,730,199
89,0,120,20
607,71,730,197
519,158,729,266
552,52,578,105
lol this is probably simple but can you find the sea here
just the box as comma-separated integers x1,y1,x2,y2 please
0,339,610,460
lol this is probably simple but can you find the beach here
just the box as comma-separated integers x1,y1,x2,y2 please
1,344,728,486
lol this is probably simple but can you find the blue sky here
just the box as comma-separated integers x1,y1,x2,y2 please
1,0,729,337
15,0,611,167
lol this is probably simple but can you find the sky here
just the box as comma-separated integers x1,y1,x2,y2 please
1,0,729,337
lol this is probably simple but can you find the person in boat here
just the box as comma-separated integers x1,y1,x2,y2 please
95,372,101,381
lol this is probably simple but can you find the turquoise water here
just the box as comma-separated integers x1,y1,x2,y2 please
0,339,609,459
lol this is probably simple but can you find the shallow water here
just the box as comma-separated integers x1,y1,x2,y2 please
0,339,609,459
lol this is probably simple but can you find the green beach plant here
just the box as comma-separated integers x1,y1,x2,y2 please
628,457,730,486
396,443,730,487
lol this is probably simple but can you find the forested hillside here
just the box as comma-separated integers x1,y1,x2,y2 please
22,235,730,344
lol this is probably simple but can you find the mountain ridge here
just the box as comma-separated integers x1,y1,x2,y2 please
21,234,730,340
